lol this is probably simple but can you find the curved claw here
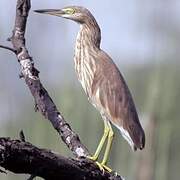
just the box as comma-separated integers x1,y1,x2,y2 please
95,161,112,173
95,161,105,172
87,156,112,173
101,164,112,172
87,155,98,161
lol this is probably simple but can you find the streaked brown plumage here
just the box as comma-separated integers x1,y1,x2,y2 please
35,6,145,171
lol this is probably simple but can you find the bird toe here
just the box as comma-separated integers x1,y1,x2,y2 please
95,161,112,173
87,155,98,161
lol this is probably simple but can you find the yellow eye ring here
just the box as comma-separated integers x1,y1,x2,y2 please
64,8,75,15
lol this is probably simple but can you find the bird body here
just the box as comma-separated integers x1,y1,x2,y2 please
74,11,144,150
35,6,145,171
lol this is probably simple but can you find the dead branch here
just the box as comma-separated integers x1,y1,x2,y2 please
0,0,124,179
0,137,122,180
10,0,89,158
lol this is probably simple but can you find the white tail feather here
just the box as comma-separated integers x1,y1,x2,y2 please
116,125,134,150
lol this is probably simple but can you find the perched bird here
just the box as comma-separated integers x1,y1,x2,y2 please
35,6,145,172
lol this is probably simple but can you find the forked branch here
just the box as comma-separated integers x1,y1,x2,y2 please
10,0,89,158
0,0,123,179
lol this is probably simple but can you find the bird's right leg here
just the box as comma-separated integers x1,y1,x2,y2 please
100,121,114,172
88,120,109,161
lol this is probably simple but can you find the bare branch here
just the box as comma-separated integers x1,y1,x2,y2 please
0,138,122,180
10,0,89,158
19,130,26,142
0,0,124,179
0,45,16,53
0,168,6,174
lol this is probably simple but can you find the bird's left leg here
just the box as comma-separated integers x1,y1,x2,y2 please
88,120,109,161
100,121,114,172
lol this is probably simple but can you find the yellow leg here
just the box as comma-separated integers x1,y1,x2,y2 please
88,120,114,172
88,120,109,161
101,121,114,172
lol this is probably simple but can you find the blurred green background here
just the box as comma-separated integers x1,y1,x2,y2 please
0,0,180,180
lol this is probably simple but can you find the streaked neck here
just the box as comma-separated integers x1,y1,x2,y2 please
77,18,101,50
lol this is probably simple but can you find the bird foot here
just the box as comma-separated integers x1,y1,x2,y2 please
87,155,98,161
87,156,112,173
95,161,112,172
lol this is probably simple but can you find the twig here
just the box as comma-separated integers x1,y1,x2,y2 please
19,130,26,142
0,168,6,174
0,45,16,53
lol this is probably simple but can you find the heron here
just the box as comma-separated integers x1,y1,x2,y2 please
34,6,145,172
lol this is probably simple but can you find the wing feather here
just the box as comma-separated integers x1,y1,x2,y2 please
90,50,145,149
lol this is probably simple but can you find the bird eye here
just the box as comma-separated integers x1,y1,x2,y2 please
64,8,75,15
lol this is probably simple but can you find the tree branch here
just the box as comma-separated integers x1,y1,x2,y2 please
0,45,16,53
0,0,124,179
10,0,89,158
0,138,122,180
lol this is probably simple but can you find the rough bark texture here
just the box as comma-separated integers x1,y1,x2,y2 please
11,0,89,158
0,138,123,180
0,0,124,179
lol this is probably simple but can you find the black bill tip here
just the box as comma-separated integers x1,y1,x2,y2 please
34,9,47,13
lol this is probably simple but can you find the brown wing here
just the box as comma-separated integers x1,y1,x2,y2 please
91,50,145,150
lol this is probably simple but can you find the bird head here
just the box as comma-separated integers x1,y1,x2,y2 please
34,6,92,24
